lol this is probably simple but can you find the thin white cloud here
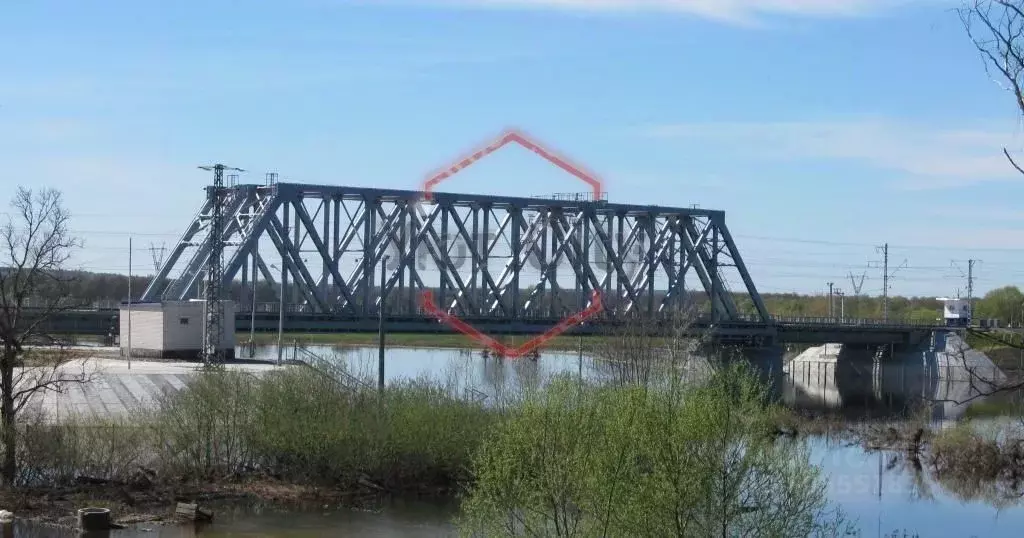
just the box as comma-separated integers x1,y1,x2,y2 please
924,206,1024,222
640,119,1024,190
899,227,1024,250
391,0,932,22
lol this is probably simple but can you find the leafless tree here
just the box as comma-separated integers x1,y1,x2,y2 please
0,187,92,486
944,1,1024,402
960,1,1024,173
593,307,710,389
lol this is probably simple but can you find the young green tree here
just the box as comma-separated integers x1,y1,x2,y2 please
975,286,1024,325
458,366,852,537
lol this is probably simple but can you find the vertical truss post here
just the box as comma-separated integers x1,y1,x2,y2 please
241,253,249,311
249,250,258,348
292,199,301,306
647,215,656,316
251,250,259,309
616,213,625,314
511,207,522,319
470,205,480,315
322,195,331,308
551,209,561,316
363,196,375,315
582,207,592,311
398,203,407,315
403,208,413,316
604,215,613,300
440,204,449,312
668,222,677,312
575,211,582,315
332,197,341,312
540,210,550,317
481,204,491,314
710,223,721,323
281,202,290,320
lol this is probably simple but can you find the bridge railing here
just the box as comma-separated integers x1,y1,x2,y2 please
766,316,940,328
50,304,941,330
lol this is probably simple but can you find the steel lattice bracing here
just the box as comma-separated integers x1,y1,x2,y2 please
196,163,242,362
140,184,770,324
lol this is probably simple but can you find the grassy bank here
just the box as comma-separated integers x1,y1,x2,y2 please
9,352,1024,534
7,363,498,528
19,368,494,492
7,358,851,533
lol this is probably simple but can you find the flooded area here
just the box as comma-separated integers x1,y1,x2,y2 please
230,343,1021,537
17,342,1024,537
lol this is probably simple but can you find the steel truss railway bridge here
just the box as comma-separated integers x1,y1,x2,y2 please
32,181,928,350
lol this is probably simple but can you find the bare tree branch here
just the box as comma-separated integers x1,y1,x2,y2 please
1003,147,1024,175
928,330,1023,406
961,1,1024,174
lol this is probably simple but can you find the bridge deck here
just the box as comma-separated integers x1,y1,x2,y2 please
37,309,942,347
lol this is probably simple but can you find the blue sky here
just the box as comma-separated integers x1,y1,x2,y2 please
3,0,1024,298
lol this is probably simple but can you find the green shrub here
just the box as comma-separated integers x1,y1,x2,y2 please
458,366,851,538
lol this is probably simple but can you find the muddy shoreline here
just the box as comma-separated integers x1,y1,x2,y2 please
1,478,455,530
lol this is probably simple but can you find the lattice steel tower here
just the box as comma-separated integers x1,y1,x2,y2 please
198,163,243,362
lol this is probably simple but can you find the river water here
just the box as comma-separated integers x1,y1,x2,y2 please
16,344,1024,537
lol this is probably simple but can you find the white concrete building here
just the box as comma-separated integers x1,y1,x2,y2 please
119,300,236,359
937,297,971,327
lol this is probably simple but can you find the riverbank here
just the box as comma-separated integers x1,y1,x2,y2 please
6,400,1024,534
2,477,417,530
7,348,1024,535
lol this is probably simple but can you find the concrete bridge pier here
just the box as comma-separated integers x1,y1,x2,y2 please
785,330,1008,420
741,345,785,400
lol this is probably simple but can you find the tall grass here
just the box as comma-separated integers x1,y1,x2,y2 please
12,365,495,491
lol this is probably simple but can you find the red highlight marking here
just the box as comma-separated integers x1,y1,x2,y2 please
419,290,603,359
415,127,607,357
421,128,604,202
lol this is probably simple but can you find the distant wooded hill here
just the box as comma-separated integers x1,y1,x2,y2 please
45,270,1024,325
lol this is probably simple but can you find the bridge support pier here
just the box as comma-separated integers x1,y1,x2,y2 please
740,345,784,401
785,331,1008,420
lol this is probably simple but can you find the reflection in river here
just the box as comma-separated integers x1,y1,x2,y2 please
4,499,458,537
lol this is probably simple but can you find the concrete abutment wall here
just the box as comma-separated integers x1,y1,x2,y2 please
784,330,1008,420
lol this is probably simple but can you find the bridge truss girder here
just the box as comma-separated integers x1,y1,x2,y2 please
141,183,769,323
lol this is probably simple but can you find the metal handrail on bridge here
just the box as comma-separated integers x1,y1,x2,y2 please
765,316,940,328
46,304,942,330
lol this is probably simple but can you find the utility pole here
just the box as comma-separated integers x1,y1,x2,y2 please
127,236,132,370
198,163,244,364
881,243,889,321
827,282,834,318
968,259,976,325
275,264,285,366
836,289,845,322
848,270,867,319
876,244,905,322
378,255,390,392
953,259,979,326
148,242,166,274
